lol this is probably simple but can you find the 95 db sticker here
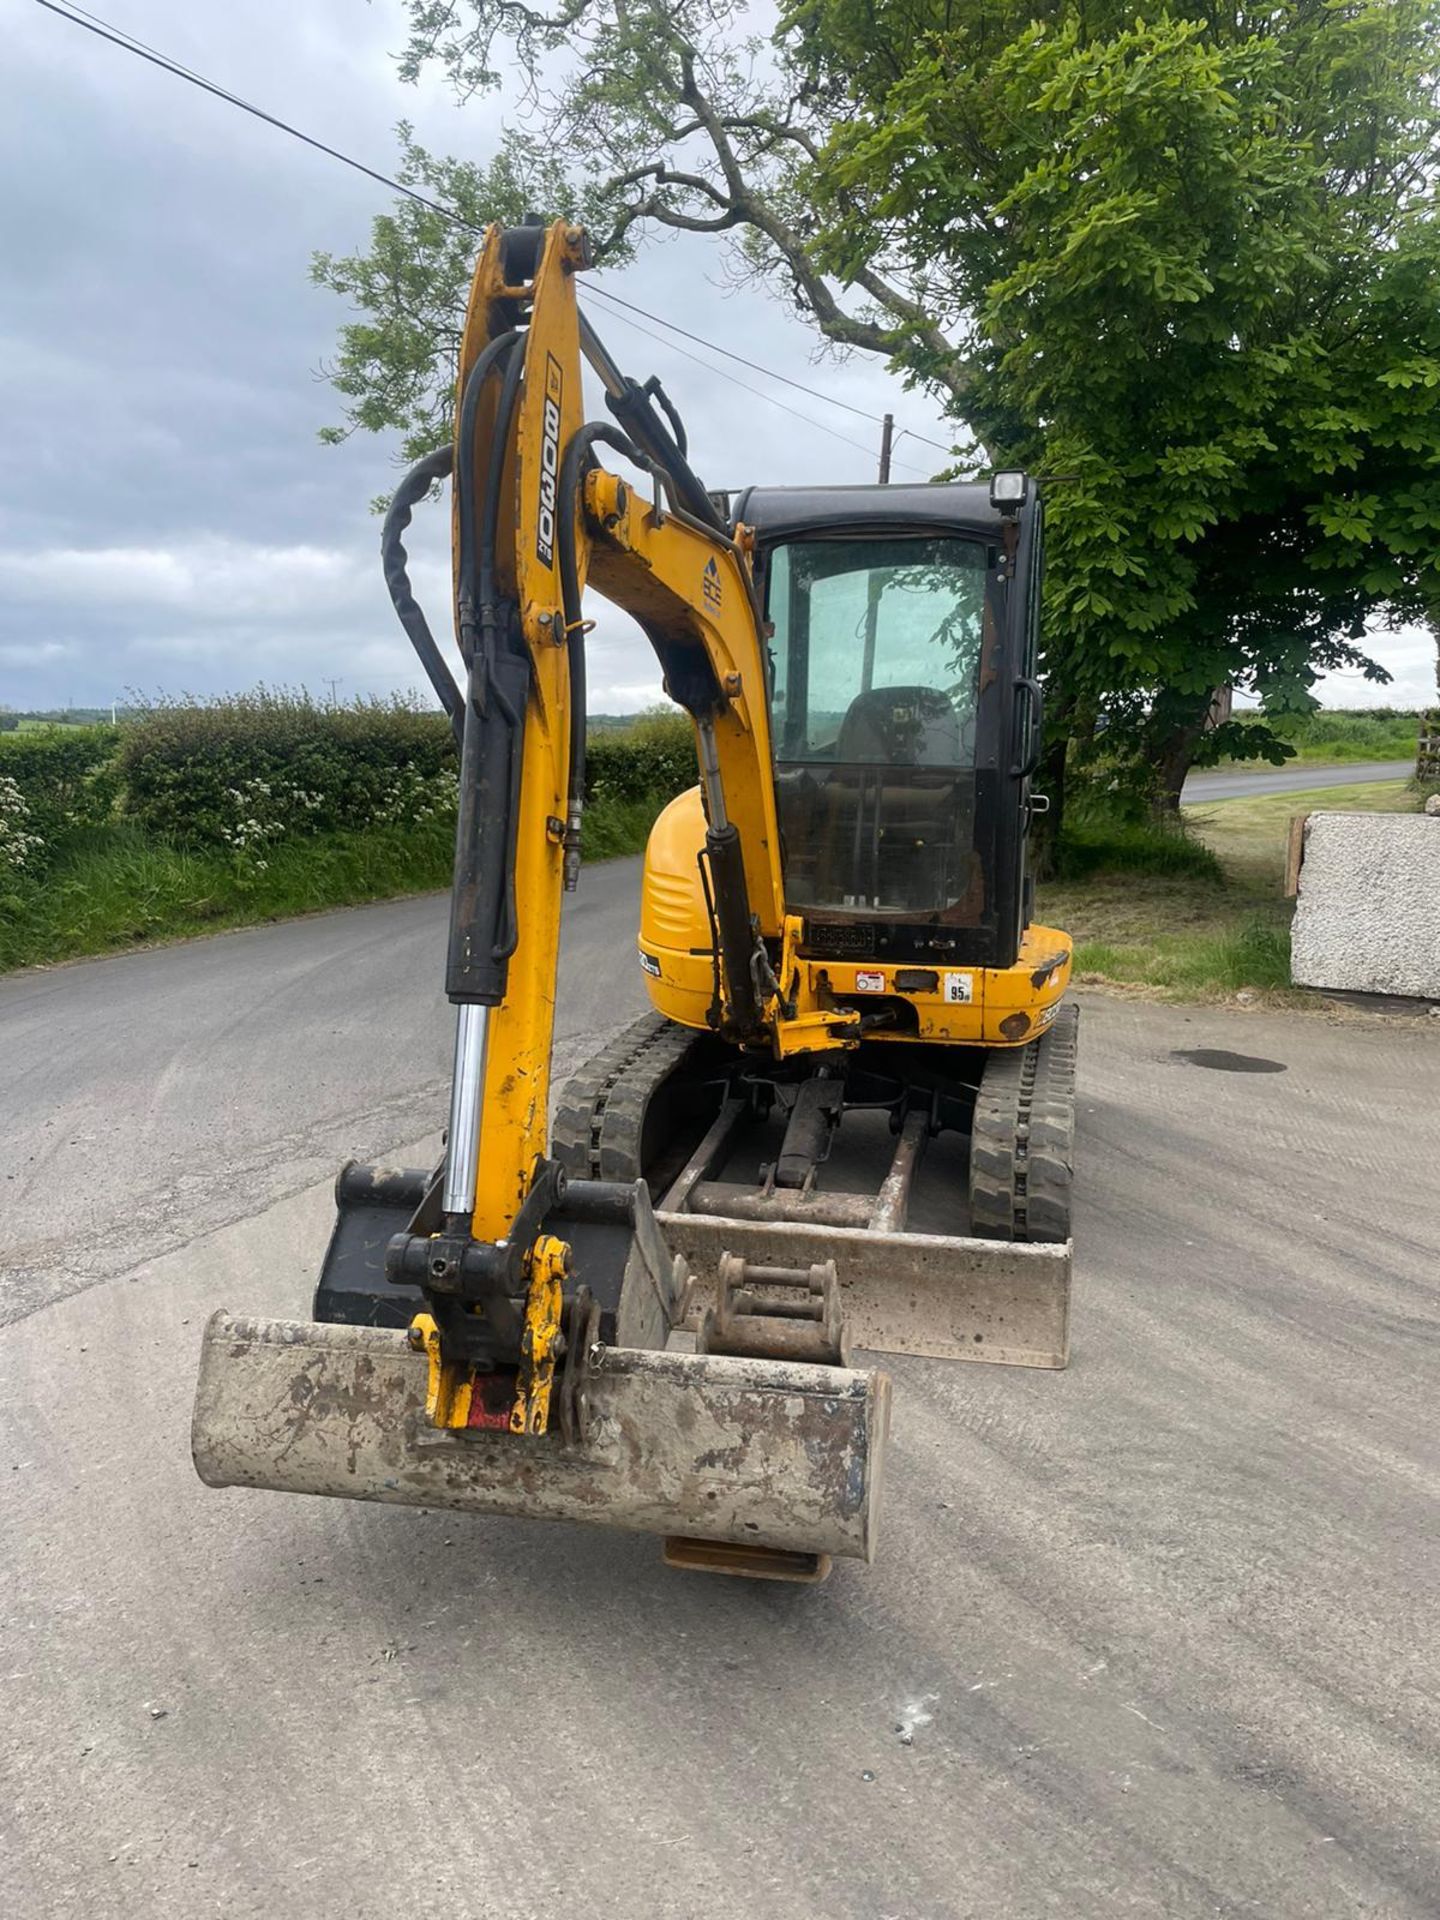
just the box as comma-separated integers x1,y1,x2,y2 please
943,971,975,1004
854,970,886,993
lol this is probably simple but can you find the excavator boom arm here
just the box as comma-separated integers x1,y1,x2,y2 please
442,219,811,1268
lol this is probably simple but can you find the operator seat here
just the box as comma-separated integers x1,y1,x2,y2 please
836,685,964,766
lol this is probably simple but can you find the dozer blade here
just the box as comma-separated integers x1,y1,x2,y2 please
192,1312,890,1564
660,1213,1071,1370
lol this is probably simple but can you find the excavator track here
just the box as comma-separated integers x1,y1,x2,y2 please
561,1005,1079,1247
969,1002,1079,1244
552,1011,707,1187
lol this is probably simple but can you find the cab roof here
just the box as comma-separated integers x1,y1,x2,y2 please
730,481,1022,544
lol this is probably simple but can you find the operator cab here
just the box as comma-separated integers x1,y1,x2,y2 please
735,480,1044,970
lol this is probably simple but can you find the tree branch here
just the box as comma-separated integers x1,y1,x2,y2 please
613,162,734,210
663,39,976,406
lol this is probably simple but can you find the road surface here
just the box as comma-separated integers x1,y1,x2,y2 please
1182,759,1412,803
2,877,1437,1918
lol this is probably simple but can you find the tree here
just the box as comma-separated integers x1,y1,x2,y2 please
317,0,1440,817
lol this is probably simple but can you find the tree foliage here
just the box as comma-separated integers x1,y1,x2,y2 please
317,0,1440,807
313,127,635,463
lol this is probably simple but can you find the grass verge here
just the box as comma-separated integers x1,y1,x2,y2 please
0,791,668,974
1038,778,1420,999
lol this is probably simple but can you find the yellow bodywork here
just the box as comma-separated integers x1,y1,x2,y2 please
639,786,1072,1047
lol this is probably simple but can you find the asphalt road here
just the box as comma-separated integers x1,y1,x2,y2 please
3,875,1438,1918
1182,759,1413,803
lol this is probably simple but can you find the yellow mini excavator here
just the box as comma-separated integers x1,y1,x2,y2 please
191,218,1077,1580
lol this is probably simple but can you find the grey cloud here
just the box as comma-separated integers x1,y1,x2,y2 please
6,4,1419,716
2,0,960,714
2,3,960,713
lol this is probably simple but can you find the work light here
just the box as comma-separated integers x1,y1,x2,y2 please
990,470,1029,515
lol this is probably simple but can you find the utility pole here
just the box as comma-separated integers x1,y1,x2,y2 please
324,677,341,709
878,413,894,484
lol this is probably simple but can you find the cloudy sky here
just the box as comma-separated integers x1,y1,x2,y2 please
4,1,1435,714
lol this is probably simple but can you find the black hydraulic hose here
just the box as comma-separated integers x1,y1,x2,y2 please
604,374,723,532
381,444,464,746
477,340,527,675
556,420,657,888
477,340,528,964
646,376,688,459
454,329,522,663
446,326,530,1002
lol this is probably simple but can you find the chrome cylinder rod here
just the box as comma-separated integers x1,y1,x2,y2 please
695,714,729,830
442,1003,490,1218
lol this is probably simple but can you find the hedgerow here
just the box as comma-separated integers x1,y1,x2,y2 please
584,710,694,806
0,694,697,910
116,693,696,853
116,692,458,851
0,726,121,872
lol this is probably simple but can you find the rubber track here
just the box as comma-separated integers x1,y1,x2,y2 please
551,1012,701,1185
969,1002,1079,1244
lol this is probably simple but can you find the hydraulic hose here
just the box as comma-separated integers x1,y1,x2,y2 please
578,312,721,533
381,443,463,746
556,420,658,889
454,330,522,663
447,328,532,1004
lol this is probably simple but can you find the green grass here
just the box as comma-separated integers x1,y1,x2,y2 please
1038,777,1421,1000
1214,707,1423,768
1184,776,1418,882
1052,808,1223,882
0,790,668,974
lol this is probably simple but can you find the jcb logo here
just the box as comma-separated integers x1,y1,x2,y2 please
535,354,563,568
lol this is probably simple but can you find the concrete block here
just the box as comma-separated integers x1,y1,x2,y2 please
1290,810,1440,999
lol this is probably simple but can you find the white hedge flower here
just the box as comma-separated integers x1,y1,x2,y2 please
0,774,44,873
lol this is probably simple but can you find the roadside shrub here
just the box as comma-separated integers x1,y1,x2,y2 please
119,692,458,850
1055,790,1223,883
0,725,121,870
584,709,693,806
114,691,695,862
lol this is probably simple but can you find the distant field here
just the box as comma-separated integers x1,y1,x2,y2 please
1216,706,1423,767
3,711,117,731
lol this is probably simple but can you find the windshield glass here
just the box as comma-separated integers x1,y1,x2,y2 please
768,536,988,767
765,534,993,920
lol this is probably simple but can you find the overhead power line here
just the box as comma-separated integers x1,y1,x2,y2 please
32,0,958,467
582,281,954,454
587,298,932,476
34,0,459,219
